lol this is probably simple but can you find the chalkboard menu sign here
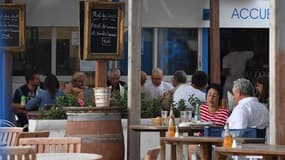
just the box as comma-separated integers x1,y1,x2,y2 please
83,1,125,60
0,4,25,52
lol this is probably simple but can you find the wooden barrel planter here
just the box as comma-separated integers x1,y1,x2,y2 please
64,107,124,160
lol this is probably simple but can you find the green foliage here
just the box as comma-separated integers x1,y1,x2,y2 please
188,94,202,107
56,94,95,107
110,90,128,117
56,94,78,106
172,99,187,117
141,95,162,118
38,106,67,119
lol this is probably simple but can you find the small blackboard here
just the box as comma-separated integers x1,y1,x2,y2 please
83,1,124,60
0,4,25,52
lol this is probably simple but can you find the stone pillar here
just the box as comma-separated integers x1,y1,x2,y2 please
269,0,285,144
127,0,142,159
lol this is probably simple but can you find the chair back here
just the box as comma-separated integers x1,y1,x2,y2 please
0,120,16,127
204,126,258,138
19,137,81,153
0,127,23,146
16,131,50,145
0,146,36,160
144,146,160,160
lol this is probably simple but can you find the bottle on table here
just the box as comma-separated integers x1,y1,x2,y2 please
223,122,233,147
20,96,26,106
167,107,175,138
194,103,200,121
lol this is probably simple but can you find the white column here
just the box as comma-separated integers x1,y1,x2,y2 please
127,0,142,159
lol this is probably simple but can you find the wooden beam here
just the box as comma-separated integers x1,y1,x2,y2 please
127,0,142,159
269,0,285,145
95,61,107,87
210,0,220,83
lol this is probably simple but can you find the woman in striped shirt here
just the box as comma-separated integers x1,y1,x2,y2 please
200,83,230,126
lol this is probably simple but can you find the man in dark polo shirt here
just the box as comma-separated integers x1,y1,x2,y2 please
11,71,41,131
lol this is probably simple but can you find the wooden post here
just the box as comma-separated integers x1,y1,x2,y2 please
95,61,107,87
269,0,285,144
210,0,220,83
127,0,142,159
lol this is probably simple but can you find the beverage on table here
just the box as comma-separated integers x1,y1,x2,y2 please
223,122,233,147
167,107,175,138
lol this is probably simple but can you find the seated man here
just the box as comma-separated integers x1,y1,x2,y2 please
228,78,269,137
11,71,41,131
144,68,173,100
107,68,126,97
173,70,208,109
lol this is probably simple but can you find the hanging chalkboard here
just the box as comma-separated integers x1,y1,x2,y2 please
83,1,125,60
0,4,25,52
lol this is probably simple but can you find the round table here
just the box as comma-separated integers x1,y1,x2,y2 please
37,153,102,160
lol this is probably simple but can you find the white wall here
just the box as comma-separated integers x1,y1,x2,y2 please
13,0,269,28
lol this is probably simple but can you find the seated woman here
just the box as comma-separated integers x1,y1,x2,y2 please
189,84,230,160
26,74,65,111
200,83,230,126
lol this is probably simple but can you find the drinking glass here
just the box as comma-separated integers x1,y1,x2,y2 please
185,110,192,122
180,111,187,123
161,111,168,126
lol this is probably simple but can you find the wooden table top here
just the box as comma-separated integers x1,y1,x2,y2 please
37,153,103,160
129,124,205,132
216,144,285,156
160,136,265,144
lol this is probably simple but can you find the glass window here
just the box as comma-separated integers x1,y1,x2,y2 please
56,27,80,75
119,28,153,75
12,27,51,75
158,28,198,75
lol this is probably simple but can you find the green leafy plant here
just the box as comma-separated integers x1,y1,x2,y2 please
188,94,202,107
38,106,66,119
56,94,96,107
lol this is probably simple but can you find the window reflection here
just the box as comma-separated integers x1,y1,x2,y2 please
158,28,198,75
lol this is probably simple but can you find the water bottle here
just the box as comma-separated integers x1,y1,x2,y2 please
194,103,200,121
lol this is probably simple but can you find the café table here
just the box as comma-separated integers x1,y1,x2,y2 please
37,153,103,160
130,123,206,160
215,144,285,160
160,136,265,160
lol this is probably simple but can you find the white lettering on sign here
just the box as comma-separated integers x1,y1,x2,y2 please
231,8,270,20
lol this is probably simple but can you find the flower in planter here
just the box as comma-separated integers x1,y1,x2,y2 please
56,94,96,107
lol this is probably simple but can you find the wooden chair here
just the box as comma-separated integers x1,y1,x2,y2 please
0,146,36,160
0,119,16,127
16,131,50,145
144,146,161,160
0,127,23,146
19,137,81,153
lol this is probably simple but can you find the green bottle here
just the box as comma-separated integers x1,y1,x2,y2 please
194,103,200,121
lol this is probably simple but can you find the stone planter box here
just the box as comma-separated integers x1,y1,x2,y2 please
28,119,67,137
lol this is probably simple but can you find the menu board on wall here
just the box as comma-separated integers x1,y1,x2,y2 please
0,4,25,52
83,1,124,60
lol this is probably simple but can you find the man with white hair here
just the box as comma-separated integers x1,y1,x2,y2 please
144,68,173,100
107,68,126,97
228,78,269,137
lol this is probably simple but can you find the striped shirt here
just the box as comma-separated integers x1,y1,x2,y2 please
200,104,230,126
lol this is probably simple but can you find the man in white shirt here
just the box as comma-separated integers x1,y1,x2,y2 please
144,68,173,100
228,78,269,131
173,70,208,109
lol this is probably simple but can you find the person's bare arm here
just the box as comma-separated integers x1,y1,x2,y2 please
11,103,26,113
